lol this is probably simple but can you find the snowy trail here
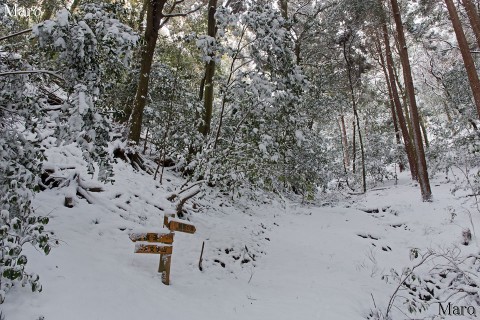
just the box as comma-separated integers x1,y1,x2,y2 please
3,168,479,320
3,200,385,320
235,178,480,319
235,206,390,320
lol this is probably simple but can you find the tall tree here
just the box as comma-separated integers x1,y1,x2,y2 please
445,0,480,119
128,0,201,143
279,0,288,19
339,115,350,170
378,5,418,179
461,0,480,49
341,31,367,192
199,0,218,136
128,0,167,143
374,36,403,171
390,0,432,201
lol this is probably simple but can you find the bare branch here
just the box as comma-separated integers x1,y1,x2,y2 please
0,106,20,114
165,0,184,15
0,28,32,42
176,187,201,216
0,70,65,81
171,0,186,8
179,180,205,194
162,3,204,18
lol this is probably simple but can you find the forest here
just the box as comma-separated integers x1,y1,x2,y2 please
1,0,480,319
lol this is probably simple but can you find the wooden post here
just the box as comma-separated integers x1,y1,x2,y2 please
164,213,175,228
158,254,165,273
198,241,205,271
159,253,172,285
129,214,195,286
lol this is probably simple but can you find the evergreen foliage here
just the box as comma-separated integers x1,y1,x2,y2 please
0,3,137,302
1,0,480,313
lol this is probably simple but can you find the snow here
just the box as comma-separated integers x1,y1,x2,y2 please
2,148,480,319
77,91,88,115
56,9,69,27
53,37,66,49
159,26,171,38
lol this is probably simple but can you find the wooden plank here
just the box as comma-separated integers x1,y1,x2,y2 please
169,220,196,234
129,232,174,244
134,243,172,254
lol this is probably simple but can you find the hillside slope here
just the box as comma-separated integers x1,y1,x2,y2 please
3,148,479,320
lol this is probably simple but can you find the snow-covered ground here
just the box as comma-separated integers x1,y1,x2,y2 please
3,150,479,320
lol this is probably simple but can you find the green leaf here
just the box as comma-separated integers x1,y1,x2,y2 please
43,245,51,255
31,281,41,292
12,220,21,230
17,255,27,265
3,268,22,281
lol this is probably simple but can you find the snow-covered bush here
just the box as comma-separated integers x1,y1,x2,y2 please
0,3,137,302
0,102,50,301
370,248,480,319
33,4,138,182
429,114,480,211
0,209,50,303
143,60,201,173
187,3,319,197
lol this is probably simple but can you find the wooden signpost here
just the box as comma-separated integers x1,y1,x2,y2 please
129,214,196,285
168,220,196,234
129,232,174,244
134,243,173,254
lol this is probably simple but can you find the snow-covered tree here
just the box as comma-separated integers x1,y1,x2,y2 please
0,3,137,302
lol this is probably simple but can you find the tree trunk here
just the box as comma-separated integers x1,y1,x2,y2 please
138,0,149,32
41,0,56,20
213,25,247,150
279,0,288,19
391,41,416,144
199,0,218,136
391,40,416,145
70,0,81,12
387,53,418,180
351,118,357,174
461,0,480,49
294,42,301,65
343,40,366,193
279,0,301,64
420,115,429,149
390,0,432,201
142,127,150,154
355,110,367,193
340,115,350,169
445,0,480,119
376,40,404,171
128,0,167,143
